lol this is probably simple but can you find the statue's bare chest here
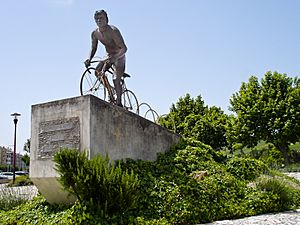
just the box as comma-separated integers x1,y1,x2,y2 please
95,31,115,47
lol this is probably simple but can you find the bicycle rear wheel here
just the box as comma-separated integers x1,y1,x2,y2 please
80,67,107,100
121,89,139,114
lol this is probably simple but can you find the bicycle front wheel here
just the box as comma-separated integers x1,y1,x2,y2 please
121,90,139,114
80,67,107,100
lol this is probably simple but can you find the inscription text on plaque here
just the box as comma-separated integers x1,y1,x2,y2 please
38,117,80,159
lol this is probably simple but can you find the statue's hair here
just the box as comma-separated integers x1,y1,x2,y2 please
94,10,108,23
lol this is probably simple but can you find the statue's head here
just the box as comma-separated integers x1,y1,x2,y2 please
94,10,108,27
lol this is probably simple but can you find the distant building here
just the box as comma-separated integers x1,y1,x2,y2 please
0,146,5,164
0,146,27,171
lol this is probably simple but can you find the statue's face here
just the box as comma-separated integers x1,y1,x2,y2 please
95,13,107,28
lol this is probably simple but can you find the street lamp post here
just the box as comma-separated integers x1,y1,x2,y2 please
11,112,21,184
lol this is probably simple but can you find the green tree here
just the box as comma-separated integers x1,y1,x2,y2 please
21,139,30,167
182,106,229,150
21,155,30,167
159,94,229,150
159,94,207,133
23,139,30,153
230,71,300,163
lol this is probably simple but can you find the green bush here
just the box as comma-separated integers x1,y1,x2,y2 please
0,195,73,224
241,189,281,216
264,147,285,169
53,148,140,222
7,175,33,187
121,138,269,224
226,157,269,181
256,175,300,210
1,139,300,224
135,217,171,225
290,148,300,163
249,144,285,169
159,173,247,223
234,142,286,169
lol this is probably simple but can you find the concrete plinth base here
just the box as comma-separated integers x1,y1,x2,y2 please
30,95,180,204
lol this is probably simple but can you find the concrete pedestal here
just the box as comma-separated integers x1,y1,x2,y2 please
30,95,180,204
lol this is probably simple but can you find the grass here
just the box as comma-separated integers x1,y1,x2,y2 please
256,174,300,210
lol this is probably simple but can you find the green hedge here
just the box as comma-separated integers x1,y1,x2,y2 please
1,139,300,224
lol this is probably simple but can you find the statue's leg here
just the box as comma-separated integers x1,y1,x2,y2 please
95,61,105,77
113,57,126,107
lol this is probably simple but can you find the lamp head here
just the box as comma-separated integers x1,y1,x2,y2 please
11,113,21,120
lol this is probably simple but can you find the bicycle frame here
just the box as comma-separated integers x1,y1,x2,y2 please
89,60,117,103
95,68,116,104
81,59,139,114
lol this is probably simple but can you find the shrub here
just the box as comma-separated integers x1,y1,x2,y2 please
121,138,254,224
0,195,73,224
174,138,229,175
250,144,285,169
241,189,281,216
226,157,269,181
7,175,33,187
135,217,171,225
266,147,285,167
2,139,300,224
256,175,300,210
53,148,140,221
290,148,300,163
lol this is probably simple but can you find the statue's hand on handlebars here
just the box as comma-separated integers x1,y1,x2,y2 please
84,59,91,68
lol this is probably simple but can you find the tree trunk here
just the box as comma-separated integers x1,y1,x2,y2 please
275,143,290,165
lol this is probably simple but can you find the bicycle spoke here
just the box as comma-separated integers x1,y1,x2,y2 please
121,90,139,114
85,76,96,92
125,92,132,110
80,67,106,100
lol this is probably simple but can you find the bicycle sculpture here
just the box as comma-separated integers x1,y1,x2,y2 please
82,10,161,121
80,59,139,114
138,102,159,123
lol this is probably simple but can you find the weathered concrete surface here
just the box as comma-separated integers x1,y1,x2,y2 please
30,95,180,204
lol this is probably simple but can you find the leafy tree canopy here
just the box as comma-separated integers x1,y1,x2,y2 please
229,71,300,162
160,94,207,133
23,139,30,153
181,106,229,150
159,94,229,150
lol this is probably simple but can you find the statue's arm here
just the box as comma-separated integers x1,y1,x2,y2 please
88,31,98,60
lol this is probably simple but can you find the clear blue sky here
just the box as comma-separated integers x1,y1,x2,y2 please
1,0,299,154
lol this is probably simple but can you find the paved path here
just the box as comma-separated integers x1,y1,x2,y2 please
202,173,300,225
202,210,300,225
286,172,300,181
